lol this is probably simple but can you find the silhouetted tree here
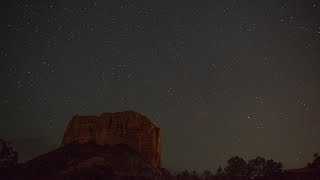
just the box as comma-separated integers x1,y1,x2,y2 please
202,170,213,180
247,157,282,178
307,152,320,168
224,156,247,177
0,139,18,168
247,156,266,178
190,170,199,179
162,168,175,180
215,166,225,176
177,170,190,180
264,159,282,176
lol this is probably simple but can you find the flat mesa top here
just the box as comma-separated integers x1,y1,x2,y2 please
71,110,159,128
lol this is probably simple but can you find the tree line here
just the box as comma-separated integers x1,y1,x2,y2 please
0,138,320,180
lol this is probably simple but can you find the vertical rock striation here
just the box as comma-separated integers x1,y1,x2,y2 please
61,110,162,168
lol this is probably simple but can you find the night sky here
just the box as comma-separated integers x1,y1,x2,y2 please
1,0,320,171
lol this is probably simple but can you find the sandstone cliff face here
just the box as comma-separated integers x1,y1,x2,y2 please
61,110,161,168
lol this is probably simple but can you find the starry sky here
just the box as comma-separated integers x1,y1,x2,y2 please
1,0,320,171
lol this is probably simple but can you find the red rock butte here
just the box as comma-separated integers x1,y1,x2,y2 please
61,110,162,168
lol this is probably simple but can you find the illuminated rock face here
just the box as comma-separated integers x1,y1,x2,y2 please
61,110,162,168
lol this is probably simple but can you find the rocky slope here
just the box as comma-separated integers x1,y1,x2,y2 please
13,142,164,180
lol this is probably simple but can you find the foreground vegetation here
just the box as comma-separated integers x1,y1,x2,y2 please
1,139,320,180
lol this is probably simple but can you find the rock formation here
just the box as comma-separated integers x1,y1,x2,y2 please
15,143,164,180
61,110,162,168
